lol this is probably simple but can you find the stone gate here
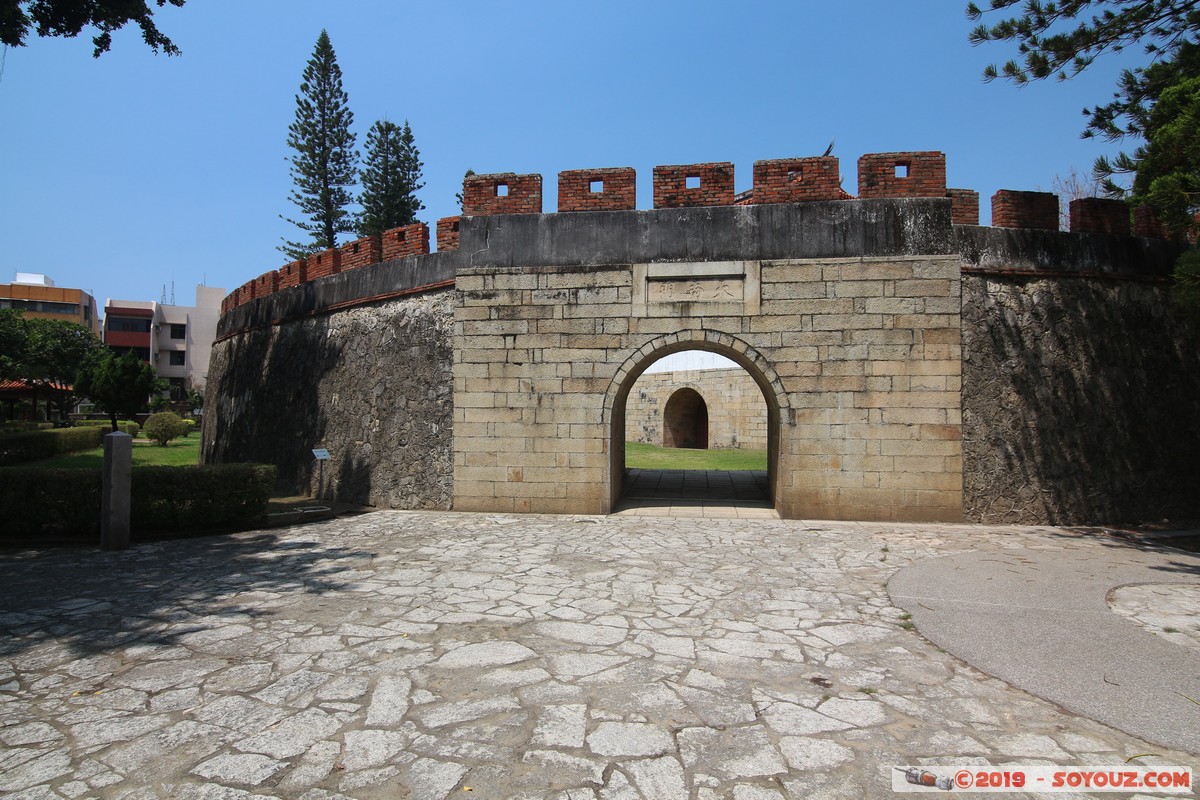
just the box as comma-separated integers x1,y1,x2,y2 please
203,151,1199,525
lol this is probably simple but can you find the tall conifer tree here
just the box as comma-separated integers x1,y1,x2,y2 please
280,29,358,258
358,119,425,237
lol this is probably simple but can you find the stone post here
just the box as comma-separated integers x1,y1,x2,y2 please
102,431,132,550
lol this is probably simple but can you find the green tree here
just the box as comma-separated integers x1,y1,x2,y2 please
22,318,104,420
455,168,476,211
1174,250,1200,311
0,309,27,380
967,1,1200,86
358,119,425,237
1,0,186,57
280,29,359,259
1129,74,1200,233
143,410,187,446
75,350,159,432
968,1,1200,232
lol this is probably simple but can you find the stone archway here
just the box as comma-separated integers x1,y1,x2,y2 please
662,387,709,449
603,330,789,514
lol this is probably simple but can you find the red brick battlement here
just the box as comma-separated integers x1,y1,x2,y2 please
858,151,947,199
992,190,1059,231
462,173,542,215
652,163,735,208
223,148,1171,316
752,157,844,203
558,168,636,212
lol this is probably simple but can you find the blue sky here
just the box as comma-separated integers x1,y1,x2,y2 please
0,0,1145,311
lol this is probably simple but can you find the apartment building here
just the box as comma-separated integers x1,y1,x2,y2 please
103,285,225,400
0,273,100,335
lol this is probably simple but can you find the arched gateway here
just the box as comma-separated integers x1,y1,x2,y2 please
603,333,787,513
206,153,1194,525
450,201,966,521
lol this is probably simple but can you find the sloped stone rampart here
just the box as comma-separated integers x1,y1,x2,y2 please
202,290,453,508
961,275,1200,524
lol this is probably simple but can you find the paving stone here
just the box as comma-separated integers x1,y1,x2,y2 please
364,674,411,726
402,757,469,800
530,703,587,748
191,752,287,786
434,641,538,669
777,737,855,770
0,510,1196,799
678,726,787,779
586,721,674,757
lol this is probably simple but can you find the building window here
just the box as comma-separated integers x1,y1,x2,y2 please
1,298,81,315
170,323,186,340
110,346,151,362
169,351,185,366
107,318,151,333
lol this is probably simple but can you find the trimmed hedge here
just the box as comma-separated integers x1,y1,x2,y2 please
131,465,276,533
0,463,276,542
74,419,141,437
0,427,104,466
1,421,53,434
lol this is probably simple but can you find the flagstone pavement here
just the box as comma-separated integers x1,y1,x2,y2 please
1,511,1197,799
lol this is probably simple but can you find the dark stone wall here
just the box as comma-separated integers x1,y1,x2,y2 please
201,290,454,509
961,274,1200,525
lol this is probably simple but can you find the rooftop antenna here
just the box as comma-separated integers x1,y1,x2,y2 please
170,281,175,305
161,284,167,303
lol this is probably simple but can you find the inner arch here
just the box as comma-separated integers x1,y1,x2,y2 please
663,387,709,449
603,331,785,515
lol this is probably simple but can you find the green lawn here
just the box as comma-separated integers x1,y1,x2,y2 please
27,435,201,469
625,441,767,471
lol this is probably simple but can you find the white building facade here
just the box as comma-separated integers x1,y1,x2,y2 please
103,285,225,400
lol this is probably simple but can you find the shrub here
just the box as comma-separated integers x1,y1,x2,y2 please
0,426,104,466
131,464,276,533
0,463,276,542
144,412,188,446
182,418,197,437
0,467,101,536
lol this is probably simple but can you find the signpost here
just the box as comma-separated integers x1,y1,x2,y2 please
312,448,330,500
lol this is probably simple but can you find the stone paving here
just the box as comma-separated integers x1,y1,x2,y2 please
1,511,1198,799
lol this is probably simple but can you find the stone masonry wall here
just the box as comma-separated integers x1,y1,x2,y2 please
625,368,769,451
453,235,965,521
961,275,1200,524
202,290,454,509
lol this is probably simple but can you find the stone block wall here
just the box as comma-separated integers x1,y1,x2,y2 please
625,367,768,451
453,241,964,521
202,290,454,509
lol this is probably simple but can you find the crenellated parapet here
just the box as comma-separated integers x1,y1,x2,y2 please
221,148,1187,316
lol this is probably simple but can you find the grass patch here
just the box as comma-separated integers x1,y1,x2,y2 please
25,435,201,469
625,441,767,471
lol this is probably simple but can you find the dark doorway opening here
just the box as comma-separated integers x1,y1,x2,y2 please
663,387,709,449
